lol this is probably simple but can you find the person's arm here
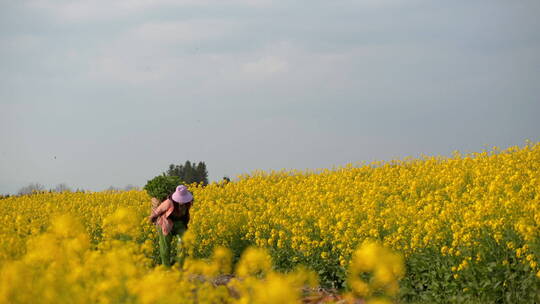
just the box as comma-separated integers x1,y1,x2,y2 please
149,199,172,222
151,197,160,210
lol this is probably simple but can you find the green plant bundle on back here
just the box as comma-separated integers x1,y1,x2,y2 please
143,175,183,201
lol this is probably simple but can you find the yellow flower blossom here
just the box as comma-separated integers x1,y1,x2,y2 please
0,143,539,302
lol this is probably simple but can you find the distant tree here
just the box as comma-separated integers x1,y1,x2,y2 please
165,161,208,186
106,185,120,191
17,183,45,196
166,164,181,177
123,184,139,191
222,176,231,183
183,161,193,184
52,183,72,193
196,162,209,186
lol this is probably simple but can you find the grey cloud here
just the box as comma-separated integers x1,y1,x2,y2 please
1,0,539,194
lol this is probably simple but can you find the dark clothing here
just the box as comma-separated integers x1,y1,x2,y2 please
167,195,191,226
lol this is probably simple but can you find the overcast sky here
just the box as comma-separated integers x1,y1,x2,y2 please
1,0,539,194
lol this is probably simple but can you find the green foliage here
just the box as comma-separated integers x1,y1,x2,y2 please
143,175,183,201
399,242,540,304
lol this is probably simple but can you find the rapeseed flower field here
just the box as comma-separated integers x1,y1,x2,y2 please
0,142,539,303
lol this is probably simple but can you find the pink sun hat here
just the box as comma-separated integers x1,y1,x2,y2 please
171,185,193,204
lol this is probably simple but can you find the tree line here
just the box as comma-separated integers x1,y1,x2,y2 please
165,161,209,186
8,160,218,197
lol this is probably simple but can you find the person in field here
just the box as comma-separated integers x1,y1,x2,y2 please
148,185,193,267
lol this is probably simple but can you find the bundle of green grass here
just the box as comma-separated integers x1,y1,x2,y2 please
143,175,183,201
